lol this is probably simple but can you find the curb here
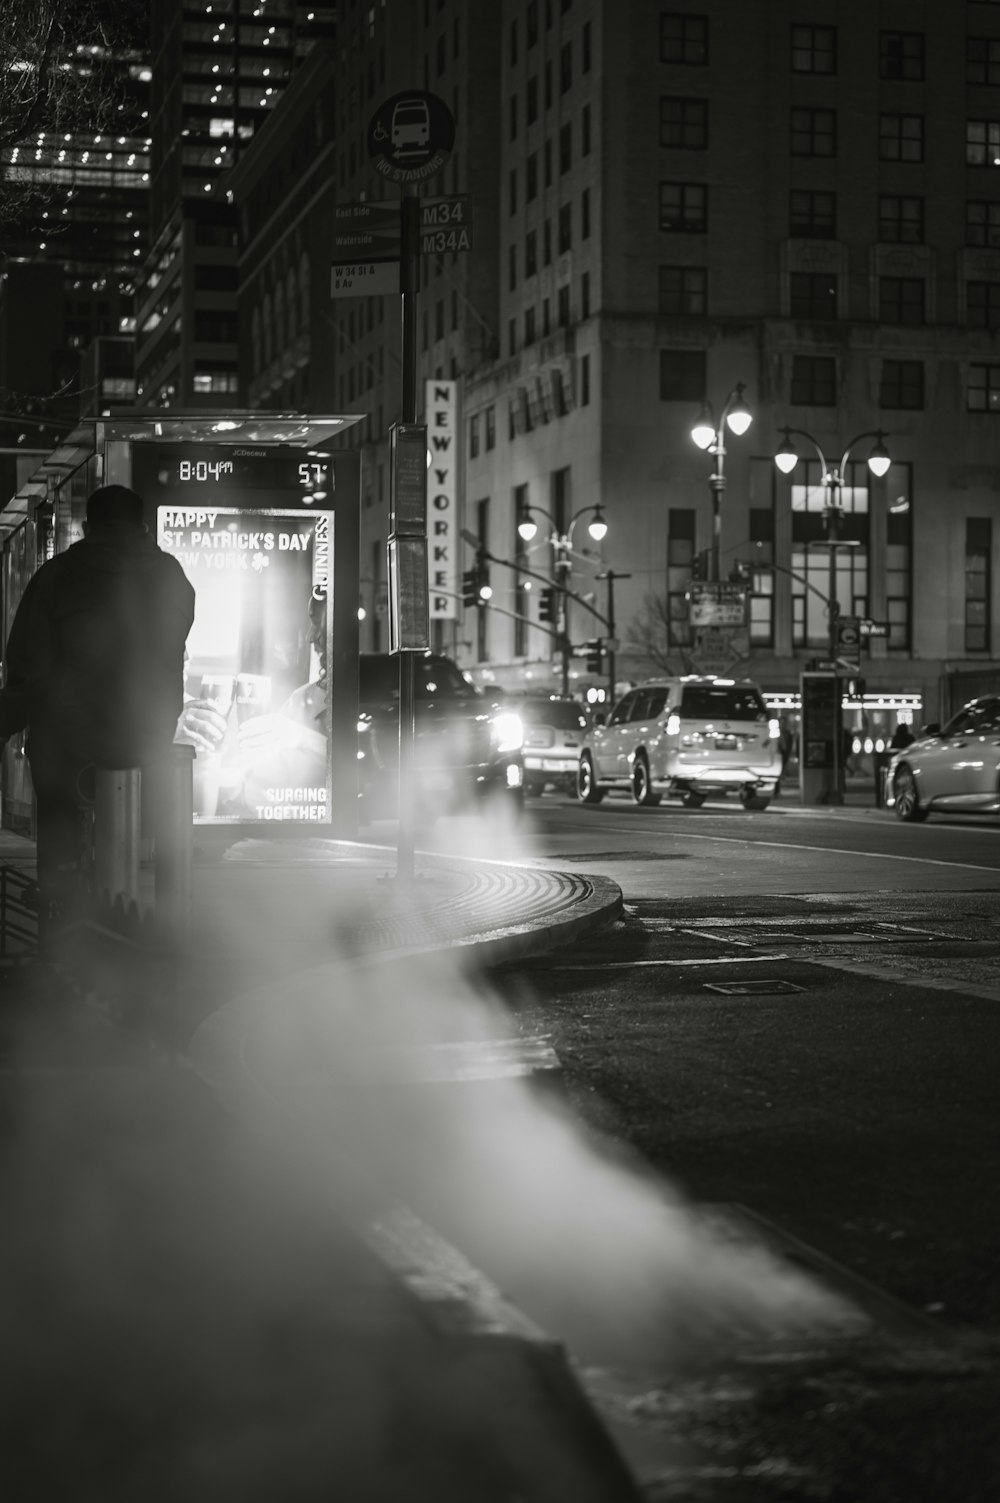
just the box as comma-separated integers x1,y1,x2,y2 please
186,858,636,1500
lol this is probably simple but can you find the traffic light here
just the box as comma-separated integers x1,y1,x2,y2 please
461,568,479,607
585,638,604,674
691,552,706,582
538,586,556,622
476,559,492,602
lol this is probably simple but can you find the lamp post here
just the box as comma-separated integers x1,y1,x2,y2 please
774,427,891,803
690,382,753,583
773,427,891,661
517,503,609,695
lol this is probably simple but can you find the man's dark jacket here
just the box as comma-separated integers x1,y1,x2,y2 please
0,524,195,770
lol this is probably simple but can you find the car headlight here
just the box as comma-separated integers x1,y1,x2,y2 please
491,710,524,754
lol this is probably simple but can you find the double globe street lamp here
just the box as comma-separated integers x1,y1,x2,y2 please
773,427,891,663
690,382,754,582
517,503,609,694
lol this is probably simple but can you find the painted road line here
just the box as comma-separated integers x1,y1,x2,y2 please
548,954,789,971
618,831,1000,875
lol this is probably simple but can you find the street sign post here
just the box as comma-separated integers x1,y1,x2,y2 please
366,90,455,185
860,619,890,638
331,202,401,297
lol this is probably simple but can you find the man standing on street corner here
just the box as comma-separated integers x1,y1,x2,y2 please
0,484,195,946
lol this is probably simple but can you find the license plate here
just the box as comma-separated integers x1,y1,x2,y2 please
540,758,566,771
715,737,739,750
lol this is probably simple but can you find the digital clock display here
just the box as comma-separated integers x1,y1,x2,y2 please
131,444,333,503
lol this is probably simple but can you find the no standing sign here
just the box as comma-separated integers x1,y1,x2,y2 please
366,90,455,184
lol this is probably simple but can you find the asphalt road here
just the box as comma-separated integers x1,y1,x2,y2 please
425,793,1000,1500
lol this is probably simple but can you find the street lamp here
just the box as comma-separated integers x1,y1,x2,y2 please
773,426,892,805
773,426,891,661
517,503,609,693
690,382,753,583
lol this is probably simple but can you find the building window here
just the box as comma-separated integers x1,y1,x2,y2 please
558,202,571,252
885,471,912,654
543,218,552,265
658,265,707,315
560,40,572,92
880,276,925,325
967,36,1000,86
880,359,924,410
789,189,836,238
968,280,1000,329
527,1,538,46
968,363,1000,410
879,194,924,243
880,31,924,81
660,181,707,232
790,272,838,319
791,355,836,406
966,199,1000,246
544,138,552,187
660,96,708,149
508,244,517,292
880,113,924,162
581,352,590,405
527,151,538,200
582,20,591,72
966,520,992,652
659,348,706,401
525,306,537,345
508,317,516,356
485,405,496,449
469,413,480,459
790,459,870,649
791,23,836,74
525,229,537,277
581,187,591,238
527,75,538,123
582,103,591,155
966,119,1000,166
544,60,552,109
193,364,238,394
790,106,836,157
660,12,708,65
509,168,517,213
557,284,571,326
581,270,590,318
559,121,571,173
509,18,517,64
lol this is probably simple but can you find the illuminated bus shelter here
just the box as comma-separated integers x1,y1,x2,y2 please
1,411,363,838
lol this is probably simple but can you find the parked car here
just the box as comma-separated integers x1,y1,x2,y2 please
500,694,591,797
357,653,524,820
577,675,782,810
885,694,1000,821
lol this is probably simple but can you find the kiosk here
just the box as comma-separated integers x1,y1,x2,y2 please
1,411,363,839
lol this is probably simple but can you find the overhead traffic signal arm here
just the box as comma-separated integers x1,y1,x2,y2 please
458,531,611,629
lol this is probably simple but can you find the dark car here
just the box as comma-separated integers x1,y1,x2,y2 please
357,653,524,820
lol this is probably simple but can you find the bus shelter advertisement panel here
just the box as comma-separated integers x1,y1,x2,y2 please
157,505,334,825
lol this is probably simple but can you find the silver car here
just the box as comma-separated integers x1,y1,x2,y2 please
886,694,1000,821
577,675,782,810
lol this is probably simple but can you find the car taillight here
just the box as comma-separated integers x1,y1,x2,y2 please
768,718,781,739
666,713,680,736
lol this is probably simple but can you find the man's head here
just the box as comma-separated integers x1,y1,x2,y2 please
85,485,145,531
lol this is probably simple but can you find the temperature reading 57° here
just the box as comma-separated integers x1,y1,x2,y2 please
298,462,327,487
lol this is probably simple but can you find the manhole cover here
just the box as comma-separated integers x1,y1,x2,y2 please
704,979,806,996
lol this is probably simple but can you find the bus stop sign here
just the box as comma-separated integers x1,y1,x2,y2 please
367,91,455,185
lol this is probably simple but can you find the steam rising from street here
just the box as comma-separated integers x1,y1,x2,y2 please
0,806,863,1494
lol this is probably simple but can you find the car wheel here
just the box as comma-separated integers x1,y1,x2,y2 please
578,754,606,804
893,765,928,822
740,793,771,811
681,790,706,808
632,754,662,807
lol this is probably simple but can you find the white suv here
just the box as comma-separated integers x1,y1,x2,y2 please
577,675,782,810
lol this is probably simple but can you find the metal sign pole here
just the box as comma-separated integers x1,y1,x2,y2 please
396,187,420,882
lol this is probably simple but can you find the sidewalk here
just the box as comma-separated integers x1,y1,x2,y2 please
0,825,637,1503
